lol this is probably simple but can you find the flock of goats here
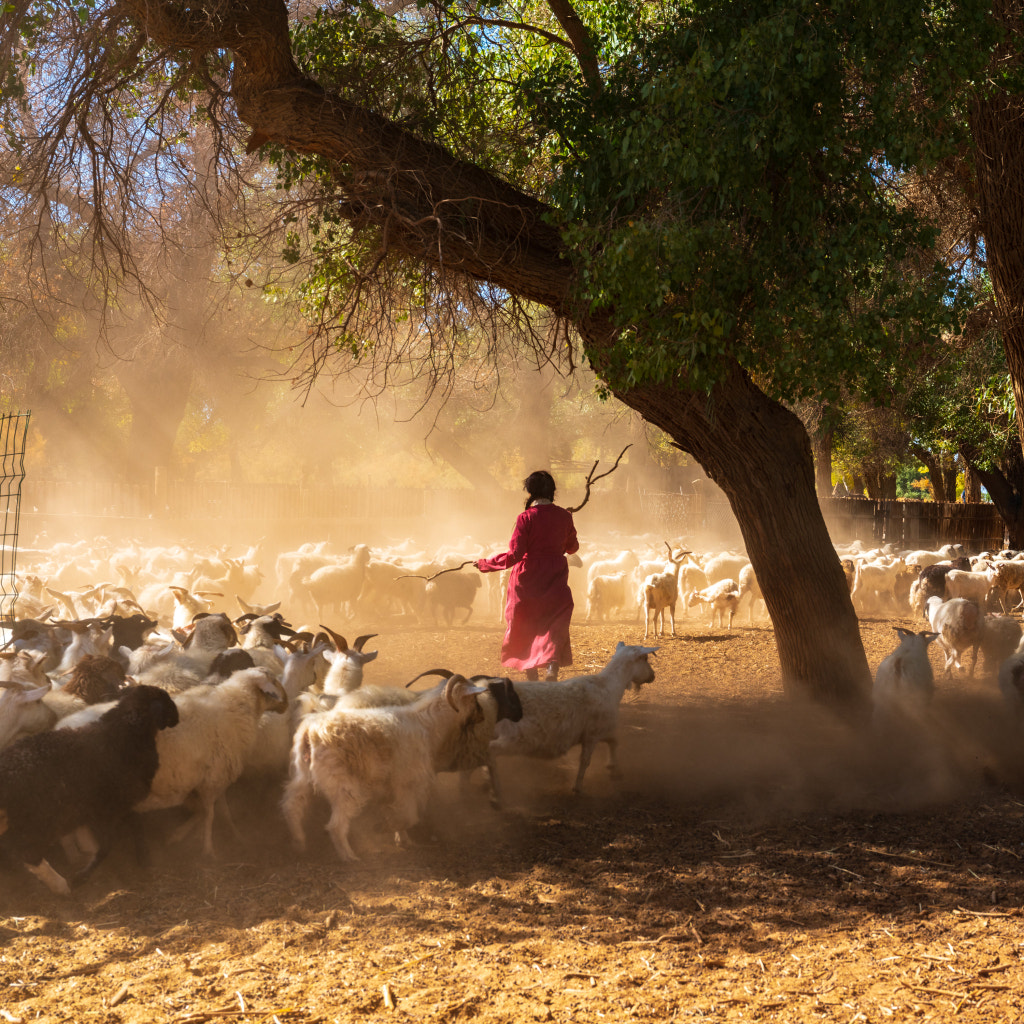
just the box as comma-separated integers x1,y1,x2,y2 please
0,530,1019,898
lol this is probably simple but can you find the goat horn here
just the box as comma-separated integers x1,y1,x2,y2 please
319,624,348,651
405,668,453,689
353,633,377,652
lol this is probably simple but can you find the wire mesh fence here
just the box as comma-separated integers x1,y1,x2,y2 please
0,412,31,624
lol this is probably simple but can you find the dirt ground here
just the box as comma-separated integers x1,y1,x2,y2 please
4,612,1024,1024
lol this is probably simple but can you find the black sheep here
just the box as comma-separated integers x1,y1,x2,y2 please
0,684,178,895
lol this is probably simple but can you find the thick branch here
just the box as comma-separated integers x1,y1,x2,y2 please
543,0,602,95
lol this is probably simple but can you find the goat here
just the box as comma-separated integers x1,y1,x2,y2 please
872,628,939,726
640,543,689,638
687,579,740,629
135,667,288,855
281,675,490,860
925,596,985,678
303,544,372,620
0,685,178,894
490,642,657,794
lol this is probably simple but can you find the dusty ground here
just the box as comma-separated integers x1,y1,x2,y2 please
4,612,1024,1024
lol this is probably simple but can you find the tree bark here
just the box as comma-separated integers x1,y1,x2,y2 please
811,428,833,497
912,446,945,502
963,462,982,503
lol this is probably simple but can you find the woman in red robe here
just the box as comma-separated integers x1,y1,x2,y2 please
477,471,579,681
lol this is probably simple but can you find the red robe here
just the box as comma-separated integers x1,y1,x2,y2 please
477,502,579,670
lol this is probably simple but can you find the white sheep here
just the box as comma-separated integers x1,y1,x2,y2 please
925,596,985,678
872,627,939,726
281,675,490,860
489,642,657,794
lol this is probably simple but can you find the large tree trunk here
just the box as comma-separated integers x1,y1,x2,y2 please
612,362,871,710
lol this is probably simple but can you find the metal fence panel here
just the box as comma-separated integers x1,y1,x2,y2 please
0,412,31,622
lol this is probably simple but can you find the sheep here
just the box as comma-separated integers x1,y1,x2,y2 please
0,685,179,895
303,544,372,620
687,579,740,629
586,572,632,622
840,558,855,593
903,545,966,572
60,655,126,704
489,642,657,794
701,552,749,585
281,675,491,860
585,550,639,588
134,667,288,855
678,560,709,609
872,627,939,726
925,596,985,678
909,558,971,616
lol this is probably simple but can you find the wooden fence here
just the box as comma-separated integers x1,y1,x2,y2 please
820,497,1005,551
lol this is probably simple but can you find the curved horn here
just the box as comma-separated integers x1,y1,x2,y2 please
405,668,454,689
353,633,378,652
319,624,348,652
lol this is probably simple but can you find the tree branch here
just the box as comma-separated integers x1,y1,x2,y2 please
544,0,603,95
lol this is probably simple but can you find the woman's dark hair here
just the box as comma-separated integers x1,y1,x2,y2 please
524,470,556,510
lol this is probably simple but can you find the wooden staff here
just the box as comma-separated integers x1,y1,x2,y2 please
566,444,633,513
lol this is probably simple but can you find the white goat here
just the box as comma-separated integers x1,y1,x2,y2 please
303,544,372,620
872,627,939,726
640,543,688,638
736,564,763,624
944,570,994,606
281,675,489,860
490,642,657,794
687,579,740,629
925,596,985,678
135,667,288,855
586,572,632,622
